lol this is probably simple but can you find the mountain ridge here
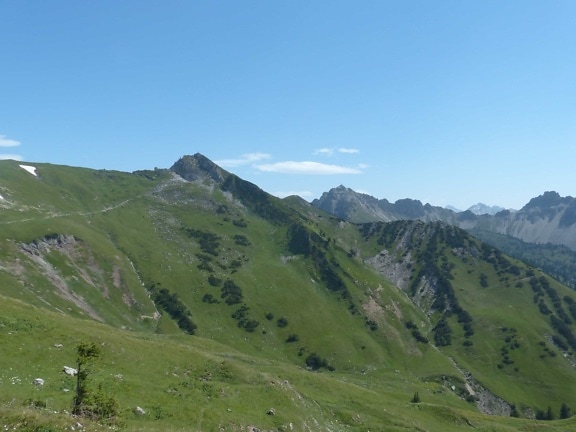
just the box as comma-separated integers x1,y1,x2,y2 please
312,185,576,250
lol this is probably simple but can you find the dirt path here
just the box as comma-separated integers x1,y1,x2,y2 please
0,198,135,225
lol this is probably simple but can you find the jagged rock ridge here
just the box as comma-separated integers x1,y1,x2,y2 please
313,187,576,250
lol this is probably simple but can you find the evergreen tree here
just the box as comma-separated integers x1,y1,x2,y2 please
560,402,571,419
410,392,421,403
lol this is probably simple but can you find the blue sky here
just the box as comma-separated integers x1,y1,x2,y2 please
1,1,575,210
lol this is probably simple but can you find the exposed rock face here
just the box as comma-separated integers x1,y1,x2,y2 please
364,250,412,292
312,185,458,224
170,153,228,184
478,192,576,250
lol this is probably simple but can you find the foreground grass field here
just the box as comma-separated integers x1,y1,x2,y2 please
2,295,576,432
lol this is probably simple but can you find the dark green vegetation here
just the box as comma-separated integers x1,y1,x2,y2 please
471,228,576,288
2,155,576,431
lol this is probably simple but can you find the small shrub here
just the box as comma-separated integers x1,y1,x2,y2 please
365,319,378,331
305,352,333,371
208,275,222,287
233,234,251,246
202,293,219,304
286,334,299,343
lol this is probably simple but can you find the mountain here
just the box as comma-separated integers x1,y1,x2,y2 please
466,203,506,215
312,185,458,223
313,187,576,251
1,155,576,430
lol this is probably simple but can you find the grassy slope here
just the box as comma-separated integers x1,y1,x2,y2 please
354,220,576,415
2,160,576,429
3,294,576,431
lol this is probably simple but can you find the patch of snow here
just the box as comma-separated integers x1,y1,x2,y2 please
19,164,38,176
0,193,4,200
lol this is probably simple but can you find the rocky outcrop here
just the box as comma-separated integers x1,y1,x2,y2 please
313,186,459,224
170,153,228,184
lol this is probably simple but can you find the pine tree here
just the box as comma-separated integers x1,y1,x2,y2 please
560,402,571,419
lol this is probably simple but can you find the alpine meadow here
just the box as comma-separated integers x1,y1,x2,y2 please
1,154,576,431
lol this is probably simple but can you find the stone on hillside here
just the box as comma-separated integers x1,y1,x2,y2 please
63,366,78,376
134,406,146,416
33,378,45,386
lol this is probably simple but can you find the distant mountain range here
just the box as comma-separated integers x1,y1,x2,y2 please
312,186,576,251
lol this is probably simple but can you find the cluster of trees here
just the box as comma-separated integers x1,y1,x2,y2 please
150,284,197,335
471,228,576,289
287,222,353,302
220,279,243,305
531,276,572,324
527,275,576,353
497,328,521,369
405,320,429,344
231,304,259,332
232,218,248,228
535,403,572,420
433,316,452,347
480,243,517,274
305,352,335,371
233,234,251,246
196,253,214,272
186,228,221,256
564,296,576,322
550,314,576,352
413,229,474,347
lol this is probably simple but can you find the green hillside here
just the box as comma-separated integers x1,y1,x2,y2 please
1,157,576,430
356,221,576,415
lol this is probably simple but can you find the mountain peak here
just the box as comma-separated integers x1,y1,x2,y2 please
522,191,567,210
466,203,505,216
170,153,228,183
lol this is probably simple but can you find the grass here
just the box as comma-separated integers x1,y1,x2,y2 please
2,159,576,430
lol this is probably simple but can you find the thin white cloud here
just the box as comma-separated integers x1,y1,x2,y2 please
314,148,334,156
338,148,359,154
0,134,21,147
215,152,271,168
314,147,359,156
255,161,362,175
0,154,23,161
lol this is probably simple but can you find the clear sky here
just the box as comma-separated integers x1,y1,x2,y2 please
1,1,575,210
